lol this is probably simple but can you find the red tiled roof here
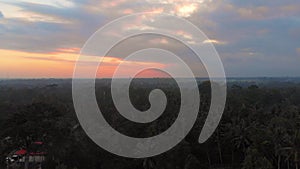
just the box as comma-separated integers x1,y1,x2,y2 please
14,149,47,156
15,149,26,155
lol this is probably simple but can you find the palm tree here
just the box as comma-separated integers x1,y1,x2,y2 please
184,154,201,169
226,118,251,158
242,146,273,169
280,131,300,169
143,158,157,169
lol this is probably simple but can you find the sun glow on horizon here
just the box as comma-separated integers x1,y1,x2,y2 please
0,49,169,78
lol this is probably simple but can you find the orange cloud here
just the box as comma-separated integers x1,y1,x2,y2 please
97,56,167,78
0,49,168,78
0,49,75,78
123,9,134,14
100,0,127,8
135,69,171,78
97,65,168,78
50,47,81,54
296,48,300,55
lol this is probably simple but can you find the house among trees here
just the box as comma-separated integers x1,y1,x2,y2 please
6,142,46,169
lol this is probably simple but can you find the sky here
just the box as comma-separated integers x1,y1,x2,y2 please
0,0,299,78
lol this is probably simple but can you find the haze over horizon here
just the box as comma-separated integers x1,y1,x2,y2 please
0,0,299,78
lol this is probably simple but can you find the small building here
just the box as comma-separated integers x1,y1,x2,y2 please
6,142,47,169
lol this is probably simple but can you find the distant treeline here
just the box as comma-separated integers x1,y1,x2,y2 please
0,79,299,169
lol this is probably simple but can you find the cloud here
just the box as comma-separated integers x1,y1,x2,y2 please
236,6,269,20
175,30,193,40
0,11,3,18
1,0,300,77
124,24,156,31
203,39,227,45
0,1,107,53
149,38,169,44
48,47,80,54
174,3,198,17
281,5,300,16
0,0,215,53
297,48,300,55
219,1,300,21
0,2,71,23
0,19,85,53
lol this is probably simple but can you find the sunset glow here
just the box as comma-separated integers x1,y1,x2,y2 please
0,48,168,78
0,0,300,78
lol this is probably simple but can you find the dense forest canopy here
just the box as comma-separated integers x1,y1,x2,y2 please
0,78,299,169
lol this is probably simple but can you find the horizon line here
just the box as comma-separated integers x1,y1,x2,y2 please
1,76,300,80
